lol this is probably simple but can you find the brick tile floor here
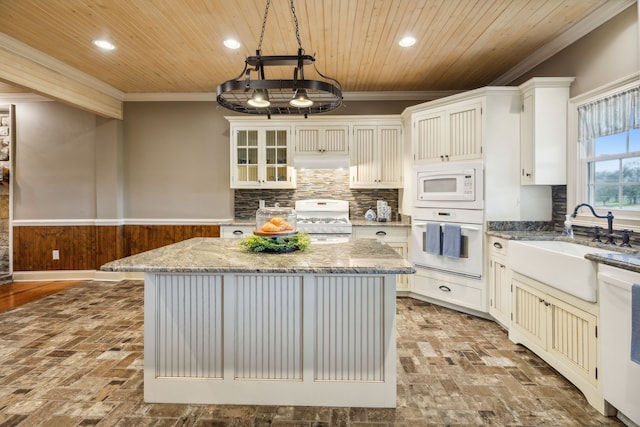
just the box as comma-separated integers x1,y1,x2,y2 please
0,280,624,426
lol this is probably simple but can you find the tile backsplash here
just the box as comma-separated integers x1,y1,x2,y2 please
234,169,398,220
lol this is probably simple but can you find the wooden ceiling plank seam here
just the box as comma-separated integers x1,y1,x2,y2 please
392,3,473,89
354,0,394,91
457,0,606,88
425,0,514,89
433,0,541,88
345,0,376,91
406,0,464,89
380,0,427,91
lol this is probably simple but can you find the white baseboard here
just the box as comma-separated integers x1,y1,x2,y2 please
12,270,144,282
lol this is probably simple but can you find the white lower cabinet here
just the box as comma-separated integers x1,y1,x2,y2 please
220,225,254,239
354,226,409,291
412,267,486,313
488,237,510,328
510,272,604,414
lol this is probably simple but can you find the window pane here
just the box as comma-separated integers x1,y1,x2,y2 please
622,185,640,209
590,160,619,184
622,157,640,182
594,133,626,156
591,185,619,208
630,127,640,152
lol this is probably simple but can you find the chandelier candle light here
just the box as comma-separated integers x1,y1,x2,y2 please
216,0,342,117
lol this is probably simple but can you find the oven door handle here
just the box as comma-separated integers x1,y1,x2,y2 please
413,221,480,232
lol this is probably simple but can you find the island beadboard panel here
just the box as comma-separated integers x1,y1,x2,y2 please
13,224,220,271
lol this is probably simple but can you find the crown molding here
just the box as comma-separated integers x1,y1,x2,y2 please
491,0,637,85
124,90,461,103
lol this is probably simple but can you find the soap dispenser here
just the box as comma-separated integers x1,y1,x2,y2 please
562,214,574,238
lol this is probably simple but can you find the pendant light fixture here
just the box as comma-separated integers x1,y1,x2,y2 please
216,0,342,117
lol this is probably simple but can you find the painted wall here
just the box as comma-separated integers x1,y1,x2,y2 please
511,5,639,96
122,102,232,220
14,102,99,220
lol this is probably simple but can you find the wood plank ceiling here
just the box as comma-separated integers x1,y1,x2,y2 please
0,0,633,97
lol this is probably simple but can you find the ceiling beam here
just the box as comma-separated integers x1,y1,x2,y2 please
0,33,124,119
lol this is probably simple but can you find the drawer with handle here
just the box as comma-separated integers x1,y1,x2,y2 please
220,225,254,238
354,226,408,242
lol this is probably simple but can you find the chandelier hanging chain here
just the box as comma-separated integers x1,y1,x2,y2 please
257,0,303,53
289,0,303,50
256,0,271,52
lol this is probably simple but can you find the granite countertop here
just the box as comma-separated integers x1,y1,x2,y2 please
101,237,416,275
487,229,640,272
350,219,410,227
585,252,640,273
485,230,559,240
223,219,410,227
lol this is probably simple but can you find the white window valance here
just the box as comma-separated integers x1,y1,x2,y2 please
577,85,640,143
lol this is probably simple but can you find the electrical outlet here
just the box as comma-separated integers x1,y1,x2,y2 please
52,249,59,260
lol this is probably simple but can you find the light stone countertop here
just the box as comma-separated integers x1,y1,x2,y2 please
585,252,640,273
101,237,416,275
222,219,411,227
487,229,640,273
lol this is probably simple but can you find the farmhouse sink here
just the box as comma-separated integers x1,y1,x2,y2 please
508,240,617,302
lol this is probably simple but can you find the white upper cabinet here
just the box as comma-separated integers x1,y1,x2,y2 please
519,77,574,185
413,99,483,164
229,123,296,189
294,125,349,156
350,124,403,188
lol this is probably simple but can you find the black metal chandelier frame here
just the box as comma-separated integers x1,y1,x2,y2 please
215,0,343,117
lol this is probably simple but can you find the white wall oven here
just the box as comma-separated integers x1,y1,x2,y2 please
415,161,483,209
411,207,484,279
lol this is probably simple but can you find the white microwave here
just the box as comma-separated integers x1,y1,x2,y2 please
415,161,483,209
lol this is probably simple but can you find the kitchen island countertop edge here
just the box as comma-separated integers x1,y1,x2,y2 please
101,237,416,274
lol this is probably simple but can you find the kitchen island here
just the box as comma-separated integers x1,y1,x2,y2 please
101,237,415,407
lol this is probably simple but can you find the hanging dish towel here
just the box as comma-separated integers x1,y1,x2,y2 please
442,223,462,258
426,222,442,255
632,283,640,365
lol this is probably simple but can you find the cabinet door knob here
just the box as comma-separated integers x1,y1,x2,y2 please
232,230,244,236
375,231,387,237
438,285,451,292
493,242,503,249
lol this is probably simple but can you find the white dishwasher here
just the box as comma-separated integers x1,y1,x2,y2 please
598,264,640,425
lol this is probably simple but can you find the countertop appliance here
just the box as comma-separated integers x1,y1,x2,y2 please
414,161,483,210
295,199,352,242
597,265,640,425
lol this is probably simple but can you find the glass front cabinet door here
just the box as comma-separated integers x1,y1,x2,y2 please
230,126,296,189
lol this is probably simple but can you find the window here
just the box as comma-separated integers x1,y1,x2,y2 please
578,85,640,212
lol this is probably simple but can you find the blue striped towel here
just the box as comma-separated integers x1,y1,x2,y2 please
426,222,441,255
442,223,462,258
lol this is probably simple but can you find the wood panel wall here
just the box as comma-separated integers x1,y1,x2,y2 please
13,224,220,271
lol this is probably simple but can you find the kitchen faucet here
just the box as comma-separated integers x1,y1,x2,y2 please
571,203,615,244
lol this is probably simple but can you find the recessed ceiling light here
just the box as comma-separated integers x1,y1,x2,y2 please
398,36,416,47
93,39,116,50
224,39,241,49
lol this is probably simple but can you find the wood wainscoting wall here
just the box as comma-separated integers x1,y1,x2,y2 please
13,224,220,271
